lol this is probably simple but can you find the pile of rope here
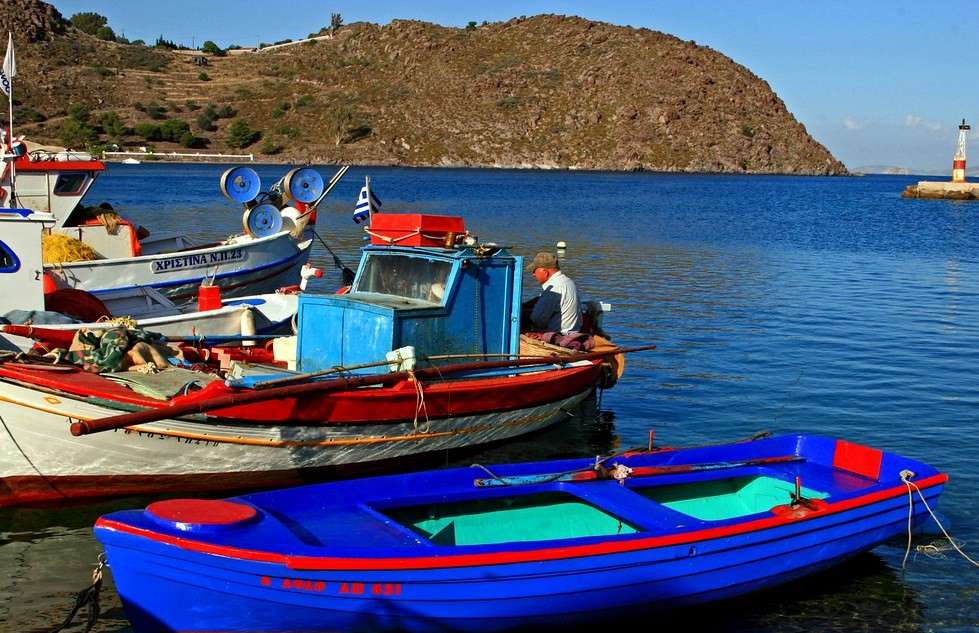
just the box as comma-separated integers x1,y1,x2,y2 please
41,234,98,264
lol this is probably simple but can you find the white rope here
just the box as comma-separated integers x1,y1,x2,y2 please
901,471,979,569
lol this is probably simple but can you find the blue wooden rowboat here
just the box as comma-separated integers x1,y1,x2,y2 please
94,434,947,632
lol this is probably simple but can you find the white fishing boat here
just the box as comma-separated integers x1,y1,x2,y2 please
0,206,303,352
2,136,346,304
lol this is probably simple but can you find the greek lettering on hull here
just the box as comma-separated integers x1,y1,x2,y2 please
151,248,246,274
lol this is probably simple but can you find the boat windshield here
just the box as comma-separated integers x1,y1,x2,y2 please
355,254,452,305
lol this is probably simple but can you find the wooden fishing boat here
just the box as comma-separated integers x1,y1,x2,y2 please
93,434,948,632
0,215,631,506
2,138,343,302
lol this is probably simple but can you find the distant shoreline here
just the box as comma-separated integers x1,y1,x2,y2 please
102,158,855,177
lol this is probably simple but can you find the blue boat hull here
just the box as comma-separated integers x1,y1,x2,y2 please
94,435,947,632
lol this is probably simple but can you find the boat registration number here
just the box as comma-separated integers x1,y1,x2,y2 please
151,248,245,274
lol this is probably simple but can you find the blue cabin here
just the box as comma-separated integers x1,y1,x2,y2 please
295,226,523,374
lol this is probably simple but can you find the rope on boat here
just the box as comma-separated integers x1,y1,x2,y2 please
50,553,104,633
0,412,69,501
901,470,979,569
916,537,969,559
407,370,430,434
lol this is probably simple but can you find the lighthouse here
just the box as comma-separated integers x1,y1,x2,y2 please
952,118,970,182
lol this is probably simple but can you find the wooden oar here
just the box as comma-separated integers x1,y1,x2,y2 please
473,455,804,487
69,344,656,437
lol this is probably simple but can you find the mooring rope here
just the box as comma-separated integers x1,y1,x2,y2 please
50,553,104,633
901,470,979,569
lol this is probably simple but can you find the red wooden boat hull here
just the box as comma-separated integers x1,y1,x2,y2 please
0,362,601,506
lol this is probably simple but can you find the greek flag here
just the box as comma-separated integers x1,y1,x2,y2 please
0,32,14,98
353,183,381,224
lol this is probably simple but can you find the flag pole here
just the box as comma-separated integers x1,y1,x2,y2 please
365,175,373,222
5,32,14,208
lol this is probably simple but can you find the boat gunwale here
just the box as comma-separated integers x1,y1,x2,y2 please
93,471,947,572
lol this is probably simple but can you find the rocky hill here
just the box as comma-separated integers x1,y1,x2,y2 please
0,0,847,174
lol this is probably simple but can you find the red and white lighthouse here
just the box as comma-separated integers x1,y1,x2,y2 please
952,118,970,182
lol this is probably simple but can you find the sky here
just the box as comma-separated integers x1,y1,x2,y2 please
46,0,979,171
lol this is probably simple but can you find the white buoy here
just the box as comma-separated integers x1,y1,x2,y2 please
556,240,567,250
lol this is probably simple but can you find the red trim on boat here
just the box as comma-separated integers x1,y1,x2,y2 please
0,362,600,425
93,472,949,571
832,439,883,480
14,159,106,172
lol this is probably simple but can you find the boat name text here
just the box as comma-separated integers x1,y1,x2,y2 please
151,248,245,274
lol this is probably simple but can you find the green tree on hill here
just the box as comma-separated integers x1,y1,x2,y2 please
99,111,130,139
226,120,260,149
67,103,91,125
94,26,116,42
60,120,97,149
70,12,108,35
201,41,225,56
159,119,191,142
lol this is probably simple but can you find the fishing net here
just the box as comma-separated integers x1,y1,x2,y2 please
41,234,99,263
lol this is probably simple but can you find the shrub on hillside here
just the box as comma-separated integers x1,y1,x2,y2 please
201,41,225,56
67,103,91,124
259,138,283,155
144,103,167,120
159,119,191,142
180,132,207,148
134,123,162,141
226,120,260,149
94,26,116,42
60,120,97,149
100,111,130,138
69,12,109,36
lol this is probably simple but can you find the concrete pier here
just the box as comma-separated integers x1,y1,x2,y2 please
902,180,979,200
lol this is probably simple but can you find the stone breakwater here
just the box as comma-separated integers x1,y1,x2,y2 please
902,180,979,200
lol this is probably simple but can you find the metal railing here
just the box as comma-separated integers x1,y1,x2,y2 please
102,150,255,162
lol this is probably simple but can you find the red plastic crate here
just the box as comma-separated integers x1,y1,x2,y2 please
367,214,466,247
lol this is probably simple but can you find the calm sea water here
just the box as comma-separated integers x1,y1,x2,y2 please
2,165,978,631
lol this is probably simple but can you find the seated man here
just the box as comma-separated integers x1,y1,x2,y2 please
525,251,582,334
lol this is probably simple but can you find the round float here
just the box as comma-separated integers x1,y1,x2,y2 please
283,167,324,204
220,167,262,203
242,203,283,238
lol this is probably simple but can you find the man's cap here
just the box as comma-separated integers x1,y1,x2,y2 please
526,251,559,271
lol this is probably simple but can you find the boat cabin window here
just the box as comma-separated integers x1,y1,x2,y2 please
380,492,640,546
355,254,452,305
0,240,19,273
53,173,87,196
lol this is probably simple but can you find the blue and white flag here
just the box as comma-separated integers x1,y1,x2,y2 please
353,182,381,224
0,32,14,98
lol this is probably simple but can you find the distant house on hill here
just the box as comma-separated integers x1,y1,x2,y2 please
190,55,208,66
